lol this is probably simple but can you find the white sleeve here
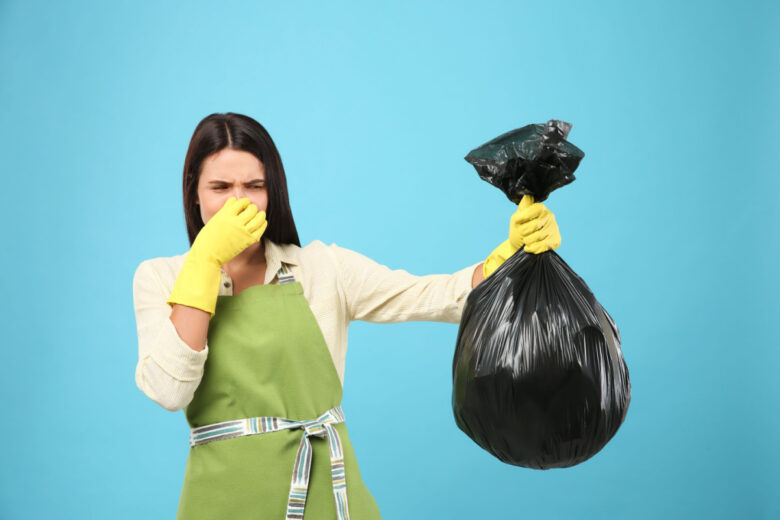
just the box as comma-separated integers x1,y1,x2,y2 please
327,243,482,324
132,259,209,412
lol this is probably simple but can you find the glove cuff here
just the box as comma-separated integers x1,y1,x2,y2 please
483,239,520,279
166,254,222,318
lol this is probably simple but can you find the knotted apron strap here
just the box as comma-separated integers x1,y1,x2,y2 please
189,405,350,520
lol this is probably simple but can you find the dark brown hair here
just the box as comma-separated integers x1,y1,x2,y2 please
181,113,301,247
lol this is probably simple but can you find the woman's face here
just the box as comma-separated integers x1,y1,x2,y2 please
196,148,268,224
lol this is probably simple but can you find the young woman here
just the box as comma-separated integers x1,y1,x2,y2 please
132,112,561,519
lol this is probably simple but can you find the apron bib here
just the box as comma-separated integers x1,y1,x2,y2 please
176,265,382,520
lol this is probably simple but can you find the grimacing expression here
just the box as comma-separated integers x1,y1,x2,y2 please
196,149,268,224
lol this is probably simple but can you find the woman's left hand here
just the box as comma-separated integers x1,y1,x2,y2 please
509,195,561,254
482,194,563,279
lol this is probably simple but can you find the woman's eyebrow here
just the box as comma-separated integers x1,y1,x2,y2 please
207,179,265,184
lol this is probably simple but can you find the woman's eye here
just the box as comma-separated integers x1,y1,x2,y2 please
212,185,263,190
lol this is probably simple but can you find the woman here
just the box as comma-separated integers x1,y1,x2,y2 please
132,112,561,519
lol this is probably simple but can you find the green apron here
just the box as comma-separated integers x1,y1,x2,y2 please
176,264,382,520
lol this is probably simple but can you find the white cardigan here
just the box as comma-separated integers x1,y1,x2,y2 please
132,236,481,411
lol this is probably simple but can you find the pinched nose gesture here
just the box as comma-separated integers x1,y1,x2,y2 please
192,196,269,266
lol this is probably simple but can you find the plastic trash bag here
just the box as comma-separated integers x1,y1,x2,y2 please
452,120,631,470
462,119,584,203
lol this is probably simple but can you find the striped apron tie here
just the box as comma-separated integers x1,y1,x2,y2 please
189,405,350,520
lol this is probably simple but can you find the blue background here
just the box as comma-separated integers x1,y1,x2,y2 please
1,1,777,518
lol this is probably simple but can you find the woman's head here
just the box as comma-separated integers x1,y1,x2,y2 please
181,113,300,247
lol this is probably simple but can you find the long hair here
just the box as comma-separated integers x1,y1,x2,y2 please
181,113,301,247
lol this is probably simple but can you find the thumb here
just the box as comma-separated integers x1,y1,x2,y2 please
518,194,534,210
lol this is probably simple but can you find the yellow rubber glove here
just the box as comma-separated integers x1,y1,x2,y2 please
483,194,562,278
167,196,268,317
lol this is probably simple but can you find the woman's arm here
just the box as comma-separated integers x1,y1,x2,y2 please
472,262,485,288
169,303,210,352
132,260,209,412
325,242,482,324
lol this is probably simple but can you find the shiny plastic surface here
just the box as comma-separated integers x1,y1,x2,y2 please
464,119,585,203
453,120,631,469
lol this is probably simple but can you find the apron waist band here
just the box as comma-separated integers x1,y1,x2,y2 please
189,405,351,520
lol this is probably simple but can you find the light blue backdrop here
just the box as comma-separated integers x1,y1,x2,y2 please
1,1,777,518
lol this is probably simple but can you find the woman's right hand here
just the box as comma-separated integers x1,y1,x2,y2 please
190,196,269,267
166,196,268,317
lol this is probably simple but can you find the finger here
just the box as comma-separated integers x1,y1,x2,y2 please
251,218,268,240
246,211,266,233
231,197,252,215
239,203,259,224
532,231,562,253
544,216,561,249
515,203,546,224
515,212,550,236
515,219,539,237
221,196,237,211
517,194,534,211
523,227,550,245
524,241,548,254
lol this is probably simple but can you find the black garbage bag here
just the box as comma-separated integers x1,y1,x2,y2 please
463,119,583,203
452,119,631,470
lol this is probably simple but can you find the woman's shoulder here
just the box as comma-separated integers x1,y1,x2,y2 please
295,239,359,267
294,239,337,267
289,239,374,282
133,252,188,286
